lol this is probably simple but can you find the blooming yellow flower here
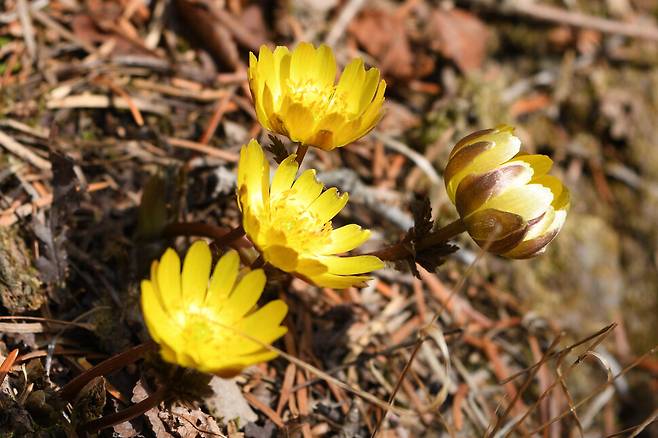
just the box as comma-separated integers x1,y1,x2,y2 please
445,126,570,258
140,241,288,376
237,139,384,288
248,42,386,150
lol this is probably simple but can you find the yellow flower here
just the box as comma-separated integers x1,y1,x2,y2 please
248,42,386,151
237,139,384,288
140,241,288,376
445,126,570,258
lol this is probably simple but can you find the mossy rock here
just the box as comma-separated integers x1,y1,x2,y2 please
0,226,44,313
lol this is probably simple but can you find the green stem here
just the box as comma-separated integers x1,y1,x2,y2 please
369,218,466,262
59,341,157,402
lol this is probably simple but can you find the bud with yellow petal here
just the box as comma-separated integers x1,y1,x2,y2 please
445,126,569,258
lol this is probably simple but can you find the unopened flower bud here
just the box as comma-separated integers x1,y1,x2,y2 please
445,126,570,258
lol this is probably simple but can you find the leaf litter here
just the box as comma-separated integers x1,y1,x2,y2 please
0,0,657,436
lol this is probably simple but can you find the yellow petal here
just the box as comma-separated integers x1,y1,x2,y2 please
282,103,316,143
533,175,565,204
261,82,276,127
482,184,553,222
315,44,337,87
512,154,553,177
524,206,556,240
230,300,289,354
310,272,373,289
181,241,212,304
238,139,270,211
319,255,384,275
224,269,266,320
206,250,240,306
336,59,366,113
357,67,381,115
264,245,298,272
267,46,291,102
307,112,347,150
296,257,329,277
242,300,288,329
271,154,299,199
308,188,348,224
289,42,316,85
275,48,291,107
338,80,385,146
157,248,182,314
290,169,323,206
323,224,371,254
141,280,169,343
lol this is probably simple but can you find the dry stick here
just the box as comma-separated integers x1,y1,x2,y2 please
58,341,157,401
486,334,563,437
81,385,168,433
16,0,36,60
555,354,585,437
0,129,51,170
198,87,237,144
511,1,658,42
93,77,144,126
505,323,618,436
370,338,426,438
31,9,97,54
499,323,617,384
528,345,658,435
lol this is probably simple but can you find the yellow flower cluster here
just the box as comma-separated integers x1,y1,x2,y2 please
142,43,386,376
140,43,570,378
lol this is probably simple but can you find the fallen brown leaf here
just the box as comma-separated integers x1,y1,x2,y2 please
427,8,489,73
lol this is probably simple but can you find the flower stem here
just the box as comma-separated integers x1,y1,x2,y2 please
416,218,466,251
369,218,466,262
251,254,265,269
80,384,168,433
295,144,309,166
59,341,157,402
163,222,246,248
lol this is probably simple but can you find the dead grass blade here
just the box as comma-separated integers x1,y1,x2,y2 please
504,323,618,436
528,344,658,435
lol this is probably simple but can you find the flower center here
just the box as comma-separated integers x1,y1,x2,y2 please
267,193,332,254
285,79,349,118
176,307,233,346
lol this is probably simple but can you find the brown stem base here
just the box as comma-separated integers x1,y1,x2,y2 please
369,218,466,262
295,144,309,166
